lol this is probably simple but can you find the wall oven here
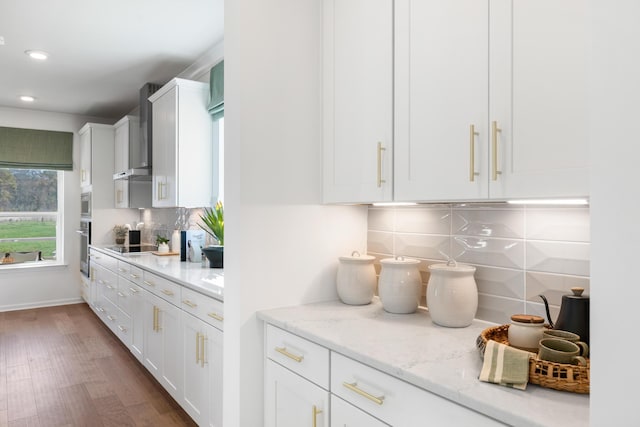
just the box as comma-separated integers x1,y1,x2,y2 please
78,218,91,277
80,192,91,218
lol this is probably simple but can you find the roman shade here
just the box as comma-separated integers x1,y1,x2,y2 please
0,126,73,170
208,60,224,120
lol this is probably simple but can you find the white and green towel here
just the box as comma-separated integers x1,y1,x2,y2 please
479,340,533,390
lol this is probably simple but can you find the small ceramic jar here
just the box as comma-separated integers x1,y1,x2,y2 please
508,314,546,352
378,256,422,314
336,251,377,305
426,260,478,327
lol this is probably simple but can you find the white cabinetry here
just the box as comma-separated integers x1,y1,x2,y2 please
331,395,389,427
322,0,393,204
113,115,152,209
149,78,213,208
78,123,115,206
264,325,330,427
325,0,588,203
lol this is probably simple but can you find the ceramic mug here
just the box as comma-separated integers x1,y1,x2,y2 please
542,330,589,357
538,338,587,366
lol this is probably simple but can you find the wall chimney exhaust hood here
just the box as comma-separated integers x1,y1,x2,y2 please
113,83,161,180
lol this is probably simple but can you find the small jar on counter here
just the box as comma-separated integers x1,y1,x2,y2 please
508,314,546,352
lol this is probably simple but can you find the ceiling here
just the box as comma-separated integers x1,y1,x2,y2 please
0,0,224,120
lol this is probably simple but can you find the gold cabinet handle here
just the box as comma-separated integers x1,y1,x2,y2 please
377,142,386,187
196,332,201,364
117,292,125,298
312,405,322,427
129,287,138,294
153,306,159,332
469,124,480,182
118,325,127,333
491,120,502,180
107,315,115,322
105,283,114,290
116,189,123,204
161,289,174,296
343,382,385,405
207,312,224,322
143,280,155,287
182,299,197,308
275,346,304,363
118,267,126,273
130,273,139,279
201,335,207,367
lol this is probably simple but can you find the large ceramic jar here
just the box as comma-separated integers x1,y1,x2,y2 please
378,256,422,314
336,251,377,305
426,260,478,327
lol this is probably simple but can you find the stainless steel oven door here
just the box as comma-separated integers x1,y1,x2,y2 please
77,219,91,276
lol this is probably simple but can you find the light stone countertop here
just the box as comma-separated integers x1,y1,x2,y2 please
257,298,589,427
90,246,224,301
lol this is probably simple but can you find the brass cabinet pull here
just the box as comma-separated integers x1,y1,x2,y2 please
129,287,138,294
469,124,480,182
343,381,385,405
118,325,127,333
118,267,126,273
491,120,502,181
312,405,322,427
117,292,125,298
275,346,304,363
161,289,174,296
377,142,386,188
196,332,201,364
130,273,139,279
105,283,114,290
182,299,197,308
201,334,207,368
107,315,115,322
143,280,155,287
152,306,159,332
207,312,224,322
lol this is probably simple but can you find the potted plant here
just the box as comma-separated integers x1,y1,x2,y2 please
156,235,170,253
113,225,128,244
199,201,224,268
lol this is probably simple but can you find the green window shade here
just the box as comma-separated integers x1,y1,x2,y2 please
0,127,73,171
208,60,224,120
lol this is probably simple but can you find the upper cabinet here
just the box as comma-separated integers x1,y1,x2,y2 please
79,123,115,208
114,115,139,176
322,0,393,204
113,115,151,209
149,78,213,208
323,0,589,204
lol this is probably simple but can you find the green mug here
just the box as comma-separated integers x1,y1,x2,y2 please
542,330,589,357
538,338,587,366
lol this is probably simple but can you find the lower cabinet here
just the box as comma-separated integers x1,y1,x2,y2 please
264,325,503,427
265,360,329,427
86,249,224,427
182,312,223,427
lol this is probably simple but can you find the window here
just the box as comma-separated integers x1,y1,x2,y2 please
0,168,62,266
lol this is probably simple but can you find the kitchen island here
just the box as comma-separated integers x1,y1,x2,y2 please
258,298,588,427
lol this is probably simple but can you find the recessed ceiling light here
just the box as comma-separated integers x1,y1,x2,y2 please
20,95,35,102
25,50,48,60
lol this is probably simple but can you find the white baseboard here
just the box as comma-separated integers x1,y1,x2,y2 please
0,297,85,312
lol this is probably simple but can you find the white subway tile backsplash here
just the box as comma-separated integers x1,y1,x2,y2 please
526,241,590,276
367,204,590,324
525,207,590,242
395,207,451,235
452,208,524,238
452,236,525,269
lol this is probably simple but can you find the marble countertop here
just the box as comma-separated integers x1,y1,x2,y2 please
90,245,224,301
257,298,589,427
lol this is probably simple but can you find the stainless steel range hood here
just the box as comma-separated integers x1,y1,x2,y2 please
113,83,161,180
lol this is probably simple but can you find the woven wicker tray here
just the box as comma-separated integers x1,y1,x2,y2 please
476,324,590,394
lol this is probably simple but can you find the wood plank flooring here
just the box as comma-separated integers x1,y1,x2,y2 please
0,303,197,427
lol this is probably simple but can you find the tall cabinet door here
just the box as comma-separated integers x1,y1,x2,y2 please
152,86,178,207
323,0,393,204
489,0,589,199
394,0,489,202
265,360,329,427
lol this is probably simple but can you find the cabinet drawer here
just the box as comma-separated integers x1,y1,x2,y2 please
331,352,501,426
266,325,329,390
142,271,182,305
117,260,143,285
331,394,389,427
91,251,118,272
181,287,224,330
98,267,119,306
115,308,132,348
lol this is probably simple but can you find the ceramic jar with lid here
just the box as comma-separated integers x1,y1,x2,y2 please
378,256,422,314
508,314,546,352
426,260,478,327
336,251,377,305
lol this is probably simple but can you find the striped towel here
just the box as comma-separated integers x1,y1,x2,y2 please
479,340,533,390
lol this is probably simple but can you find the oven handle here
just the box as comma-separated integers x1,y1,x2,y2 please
76,230,89,237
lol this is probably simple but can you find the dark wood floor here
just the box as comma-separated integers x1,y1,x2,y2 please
0,303,197,427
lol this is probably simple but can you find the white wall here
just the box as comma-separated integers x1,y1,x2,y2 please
0,107,112,310
224,1,368,426
589,0,640,423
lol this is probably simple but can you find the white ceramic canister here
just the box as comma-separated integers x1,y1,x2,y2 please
426,260,478,327
507,314,546,352
378,256,422,314
336,251,377,305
